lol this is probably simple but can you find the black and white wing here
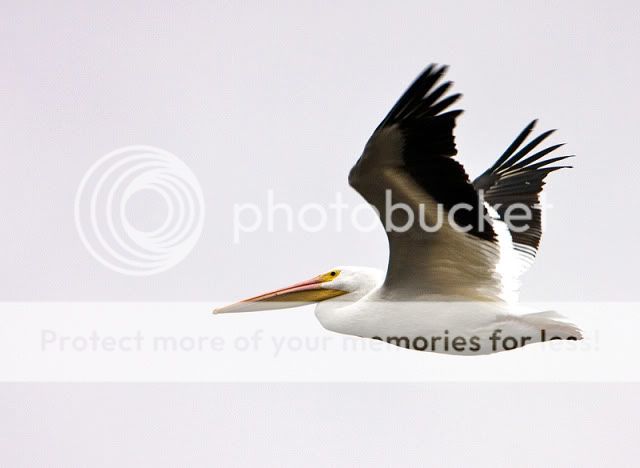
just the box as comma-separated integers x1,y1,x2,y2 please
349,65,507,301
473,121,572,271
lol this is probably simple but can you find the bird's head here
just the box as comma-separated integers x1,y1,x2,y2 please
213,266,381,314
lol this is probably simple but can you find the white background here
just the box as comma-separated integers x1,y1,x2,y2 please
2,383,638,467
2,0,638,301
2,0,639,466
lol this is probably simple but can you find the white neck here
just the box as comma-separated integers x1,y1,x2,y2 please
314,267,383,333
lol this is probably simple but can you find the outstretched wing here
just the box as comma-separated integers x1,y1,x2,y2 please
473,121,573,271
349,65,508,301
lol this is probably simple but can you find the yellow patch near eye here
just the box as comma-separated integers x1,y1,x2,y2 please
319,269,341,282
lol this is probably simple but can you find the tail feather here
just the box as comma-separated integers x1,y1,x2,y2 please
520,311,583,341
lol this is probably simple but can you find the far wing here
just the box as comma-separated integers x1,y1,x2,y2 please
473,120,572,271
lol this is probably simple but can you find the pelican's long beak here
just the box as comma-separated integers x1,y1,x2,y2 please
213,273,347,314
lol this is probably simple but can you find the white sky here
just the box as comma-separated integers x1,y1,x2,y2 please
2,0,638,301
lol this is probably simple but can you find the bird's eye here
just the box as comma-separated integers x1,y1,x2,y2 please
330,271,336,276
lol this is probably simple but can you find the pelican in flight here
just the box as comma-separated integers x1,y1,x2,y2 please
215,65,581,355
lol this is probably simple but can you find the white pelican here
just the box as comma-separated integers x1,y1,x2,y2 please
215,65,582,355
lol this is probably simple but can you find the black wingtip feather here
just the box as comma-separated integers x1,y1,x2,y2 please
486,120,538,174
508,143,566,171
379,64,458,128
473,121,574,253
495,129,556,172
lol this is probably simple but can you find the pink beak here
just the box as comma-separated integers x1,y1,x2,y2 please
213,275,344,314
